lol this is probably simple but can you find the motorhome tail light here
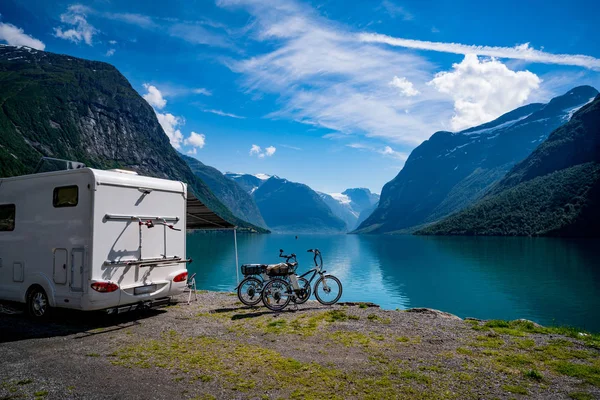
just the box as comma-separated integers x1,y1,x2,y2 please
173,272,188,283
91,282,119,293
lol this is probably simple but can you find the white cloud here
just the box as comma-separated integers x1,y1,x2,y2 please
359,33,600,71
265,146,276,156
169,23,235,49
429,54,541,130
184,131,206,149
203,109,245,119
379,145,408,160
0,22,45,50
109,40,117,44
249,144,276,158
156,112,184,149
249,144,261,156
347,143,408,160
219,0,447,146
193,88,212,96
105,48,115,57
142,84,167,109
54,5,97,46
106,12,156,29
187,148,197,155
389,76,419,96
380,0,414,20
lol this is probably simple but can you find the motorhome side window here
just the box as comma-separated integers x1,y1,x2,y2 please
53,185,79,208
0,204,16,231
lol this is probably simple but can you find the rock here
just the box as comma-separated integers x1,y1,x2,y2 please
513,319,543,328
405,308,462,321
338,302,380,308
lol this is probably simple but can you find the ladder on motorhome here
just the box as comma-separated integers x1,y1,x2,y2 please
103,214,191,267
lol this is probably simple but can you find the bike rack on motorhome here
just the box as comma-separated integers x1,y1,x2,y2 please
0,165,195,317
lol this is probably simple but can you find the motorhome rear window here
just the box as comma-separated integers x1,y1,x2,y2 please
53,186,78,208
0,204,15,231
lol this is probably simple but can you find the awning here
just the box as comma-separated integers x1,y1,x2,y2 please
186,192,241,285
186,192,235,230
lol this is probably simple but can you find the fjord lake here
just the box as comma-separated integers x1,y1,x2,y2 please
187,233,600,332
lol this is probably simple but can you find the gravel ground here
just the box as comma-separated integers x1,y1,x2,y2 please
1,292,599,400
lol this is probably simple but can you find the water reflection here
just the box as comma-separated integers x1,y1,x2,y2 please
187,232,600,331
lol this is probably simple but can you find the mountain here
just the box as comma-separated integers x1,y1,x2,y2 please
225,173,269,194
320,189,380,231
355,86,599,234
0,45,264,231
418,94,600,236
181,154,267,229
253,176,346,233
318,192,358,231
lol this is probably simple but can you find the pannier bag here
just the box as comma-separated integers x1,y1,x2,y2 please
241,264,266,276
266,262,297,276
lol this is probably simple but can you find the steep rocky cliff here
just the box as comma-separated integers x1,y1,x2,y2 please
0,45,262,231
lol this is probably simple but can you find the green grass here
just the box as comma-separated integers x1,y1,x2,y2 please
552,361,600,386
523,369,543,381
502,384,528,395
568,392,594,400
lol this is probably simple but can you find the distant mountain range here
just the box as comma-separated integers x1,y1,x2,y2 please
319,189,379,231
181,156,267,229
0,45,265,232
355,85,599,234
418,94,600,236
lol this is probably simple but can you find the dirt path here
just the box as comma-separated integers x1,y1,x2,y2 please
1,292,599,399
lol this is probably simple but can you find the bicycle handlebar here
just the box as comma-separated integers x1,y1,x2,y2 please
279,249,296,262
306,249,322,267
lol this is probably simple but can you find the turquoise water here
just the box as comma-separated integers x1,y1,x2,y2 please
187,232,600,332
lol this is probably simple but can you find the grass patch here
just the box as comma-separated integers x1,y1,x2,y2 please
473,335,505,349
396,336,410,343
552,361,600,386
568,392,594,400
398,370,432,385
367,314,391,324
34,390,49,398
514,339,536,350
456,348,473,356
524,369,543,381
329,331,371,347
502,384,528,395
16,379,32,385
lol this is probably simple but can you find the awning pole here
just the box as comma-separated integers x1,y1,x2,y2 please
234,228,239,285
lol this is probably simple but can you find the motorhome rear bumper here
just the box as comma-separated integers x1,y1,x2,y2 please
105,297,171,314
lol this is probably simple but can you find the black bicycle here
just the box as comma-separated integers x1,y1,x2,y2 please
237,250,304,306
261,249,343,311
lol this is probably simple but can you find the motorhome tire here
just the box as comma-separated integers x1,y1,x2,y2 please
26,286,50,319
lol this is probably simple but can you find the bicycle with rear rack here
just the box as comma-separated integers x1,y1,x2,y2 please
261,249,343,312
237,249,306,306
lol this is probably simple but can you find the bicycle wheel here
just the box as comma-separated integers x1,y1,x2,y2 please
262,278,292,311
237,277,263,306
291,277,311,304
314,275,343,305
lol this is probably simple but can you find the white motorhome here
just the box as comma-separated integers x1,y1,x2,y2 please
0,167,194,317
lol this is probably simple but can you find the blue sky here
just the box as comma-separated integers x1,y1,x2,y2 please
1,0,599,193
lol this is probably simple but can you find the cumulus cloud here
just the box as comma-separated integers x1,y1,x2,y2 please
264,146,276,156
249,144,261,156
54,5,97,46
250,144,276,158
109,40,117,44
156,112,184,149
105,48,115,57
429,54,541,130
359,33,600,71
184,132,206,149
389,76,419,96
142,84,167,109
0,22,45,50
